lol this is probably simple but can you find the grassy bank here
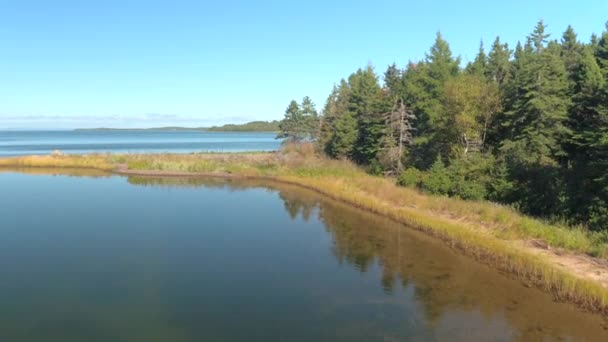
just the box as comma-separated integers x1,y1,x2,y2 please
2,147,608,314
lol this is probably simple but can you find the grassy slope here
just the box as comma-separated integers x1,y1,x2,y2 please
2,146,608,313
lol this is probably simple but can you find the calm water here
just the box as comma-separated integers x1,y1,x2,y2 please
0,130,280,156
1,169,608,341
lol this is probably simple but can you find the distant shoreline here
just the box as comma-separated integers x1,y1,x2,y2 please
74,120,280,133
73,128,278,132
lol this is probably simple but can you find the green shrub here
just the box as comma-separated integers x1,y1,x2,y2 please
398,168,424,187
420,156,452,195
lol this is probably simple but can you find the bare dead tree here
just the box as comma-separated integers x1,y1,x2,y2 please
381,99,416,174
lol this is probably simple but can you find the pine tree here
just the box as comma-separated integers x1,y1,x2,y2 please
561,25,584,90
348,65,386,164
486,37,511,86
384,63,403,99
277,100,305,142
465,41,487,76
565,46,608,228
500,23,570,216
529,20,550,53
404,33,460,168
300,96,319,139
329,111,358,158
320,80,352,156
596,22,608,78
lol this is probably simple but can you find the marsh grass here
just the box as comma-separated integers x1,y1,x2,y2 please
2,145,608,313
0,154,114,170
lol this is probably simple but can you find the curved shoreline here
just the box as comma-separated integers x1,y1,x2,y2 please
2,154,608,315
115,166,608,315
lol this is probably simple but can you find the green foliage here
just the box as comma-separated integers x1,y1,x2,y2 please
398,153,512,202
420,156,452,195
397,168,424,188
486,36,511,86
277,97,319,143
329,111,358,158
300,19,608,231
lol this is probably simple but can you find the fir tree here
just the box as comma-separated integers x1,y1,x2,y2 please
596,22,608,78
465,41,487,76
486,37,511,86
348,65,386,164
565,46,608,228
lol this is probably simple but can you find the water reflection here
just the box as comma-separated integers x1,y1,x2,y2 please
128,175,608,341
0,170,607,341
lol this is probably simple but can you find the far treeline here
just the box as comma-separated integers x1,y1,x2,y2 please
207,120,280,132
76,121,280,132
278,20,608,231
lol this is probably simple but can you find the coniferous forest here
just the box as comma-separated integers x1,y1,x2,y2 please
278,20,608,231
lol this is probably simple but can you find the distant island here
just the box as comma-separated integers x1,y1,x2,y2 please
76,120,280,132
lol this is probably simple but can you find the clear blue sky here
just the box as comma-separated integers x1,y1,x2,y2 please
1,0,607,129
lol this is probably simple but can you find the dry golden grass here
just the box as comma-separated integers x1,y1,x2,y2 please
0,154,114,170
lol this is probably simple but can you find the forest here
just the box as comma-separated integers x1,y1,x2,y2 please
278,20,608,231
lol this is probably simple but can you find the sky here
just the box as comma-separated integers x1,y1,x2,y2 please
1,0,607,129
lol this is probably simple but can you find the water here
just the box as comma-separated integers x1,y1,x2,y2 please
0,130,281,156
1,169,607,341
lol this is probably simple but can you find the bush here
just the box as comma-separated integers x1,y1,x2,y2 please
395,153,513,202
420,157,452,195
398,168,425,188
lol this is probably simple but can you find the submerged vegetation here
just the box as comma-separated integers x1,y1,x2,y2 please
2,146,608,313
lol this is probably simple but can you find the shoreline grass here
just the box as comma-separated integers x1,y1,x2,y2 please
2,148,608,314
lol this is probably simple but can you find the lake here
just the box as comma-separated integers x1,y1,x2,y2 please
1,169,607,341
0,130,281,156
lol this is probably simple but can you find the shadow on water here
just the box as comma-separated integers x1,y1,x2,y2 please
1,168,608,341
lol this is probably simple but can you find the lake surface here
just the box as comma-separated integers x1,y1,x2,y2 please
1,169,608,341
0,130,280,156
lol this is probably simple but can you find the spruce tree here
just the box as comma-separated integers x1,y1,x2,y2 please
404,33,460,168
596,22,608,78
384,63,404,99
486,37,511,86
300,96,319,139
348,65,386,164
561,25,584,91
329,111,358,158
500,23,570,216
465,41,487,76
565,46,608,228
277,100,306,142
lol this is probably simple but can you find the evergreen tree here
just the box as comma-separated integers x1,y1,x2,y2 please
500,23,570,216
561,25,584,91
486,37,511,86
465,41,487,76
565,46,608,228
384,63,404,99
309,19,608,230
348,65,386,164
529,20,550,53
404,33,460,168
277,100,305,142
300,96,319,139
329,111,358,158
277,97,318,142
596,22,608,78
